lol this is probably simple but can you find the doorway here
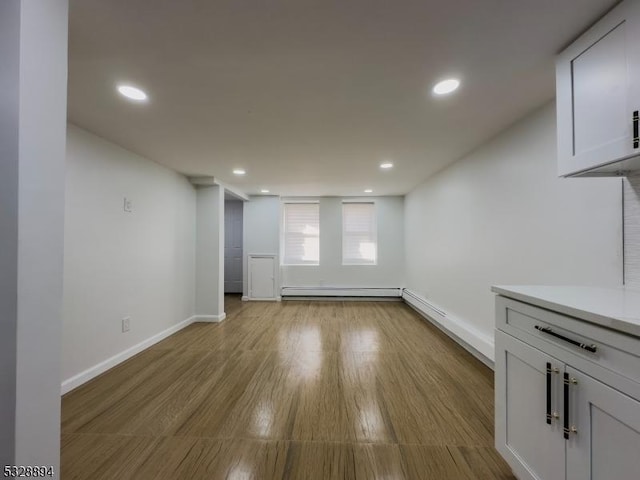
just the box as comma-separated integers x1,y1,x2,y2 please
224,200,243,293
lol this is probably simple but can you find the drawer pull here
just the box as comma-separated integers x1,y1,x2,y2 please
535,325,597,353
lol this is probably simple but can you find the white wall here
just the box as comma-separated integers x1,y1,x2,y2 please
63,125,196,384
623,173,640,288
2,0,68,473
243,196,281,297
404,102,622,358
281,196,405,288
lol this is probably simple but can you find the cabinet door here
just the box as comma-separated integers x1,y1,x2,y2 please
566,366,640,480
248,255,276,299
556,0,640,176
495,331,566,480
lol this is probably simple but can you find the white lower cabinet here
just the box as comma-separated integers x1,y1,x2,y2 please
495,295,640,480
566,367,640,480
495,331,565,480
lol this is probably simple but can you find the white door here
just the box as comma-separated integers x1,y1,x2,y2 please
495,331,566,480
557,0,640,176
248,255,275,300
566,366,640,480
224,201,243,293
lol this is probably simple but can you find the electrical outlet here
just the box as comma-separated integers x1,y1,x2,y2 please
123,197,133,213
122,316,130,333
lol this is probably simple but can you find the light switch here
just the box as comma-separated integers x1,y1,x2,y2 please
123,197,133,213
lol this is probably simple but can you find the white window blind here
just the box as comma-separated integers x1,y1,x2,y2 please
282,203,320,265
342,202,377,265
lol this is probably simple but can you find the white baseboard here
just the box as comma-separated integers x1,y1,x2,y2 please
241,296,249,301
61,315,197,395
402,289,495,367
194,313,226,322
281,286,402,297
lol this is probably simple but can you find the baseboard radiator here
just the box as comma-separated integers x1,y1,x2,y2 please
402,288,495,368
281,286,402,298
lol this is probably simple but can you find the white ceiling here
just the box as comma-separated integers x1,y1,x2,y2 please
68,0,618,197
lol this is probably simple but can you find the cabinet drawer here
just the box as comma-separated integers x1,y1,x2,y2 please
496,296,640,392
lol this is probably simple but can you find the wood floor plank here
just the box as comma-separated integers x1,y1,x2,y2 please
115,350,234,436
400,444,475,480
61,434,160,480
73,350,219,434
62,348,175,433
449,446,517,480
142,437,289,480
61,296,515,479
169,350,268,438
340,351,398,443
290,351,356,442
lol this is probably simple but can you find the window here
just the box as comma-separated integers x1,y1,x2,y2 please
342,202,377,265
282,202,320,265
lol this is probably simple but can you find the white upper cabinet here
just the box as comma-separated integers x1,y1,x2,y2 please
556,0,640,177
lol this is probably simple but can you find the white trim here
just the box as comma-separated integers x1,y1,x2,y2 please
402,288,495,366
242,296,249,301
194,313,226,322
61,315,197,395
284,296,402,302
282,286,402,297
280,199,321,204
188,176,249,201
216,181,249,201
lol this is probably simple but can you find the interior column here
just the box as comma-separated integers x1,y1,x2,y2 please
195,185,226,321
0,0,68,474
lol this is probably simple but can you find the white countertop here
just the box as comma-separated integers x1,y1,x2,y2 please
491,285,640,338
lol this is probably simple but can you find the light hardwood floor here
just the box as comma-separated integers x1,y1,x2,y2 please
61,296,515,479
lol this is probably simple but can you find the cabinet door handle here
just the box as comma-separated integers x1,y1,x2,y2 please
634,110,639,149
535,325,597,353
563,373,579,439
546,362,552,425
563,372,570,439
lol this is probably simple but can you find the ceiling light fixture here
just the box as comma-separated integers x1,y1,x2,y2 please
433,78,460,96
233,169,246,175
364,189,373,193
117,84,148,101
261,189,270,193
380,162,393,169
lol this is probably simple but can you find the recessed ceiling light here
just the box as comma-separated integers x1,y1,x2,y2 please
380,162,393,169
117,84,148,101
364,189,373,193
433,78,460,96
233,169,246,175
261,189,270,193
